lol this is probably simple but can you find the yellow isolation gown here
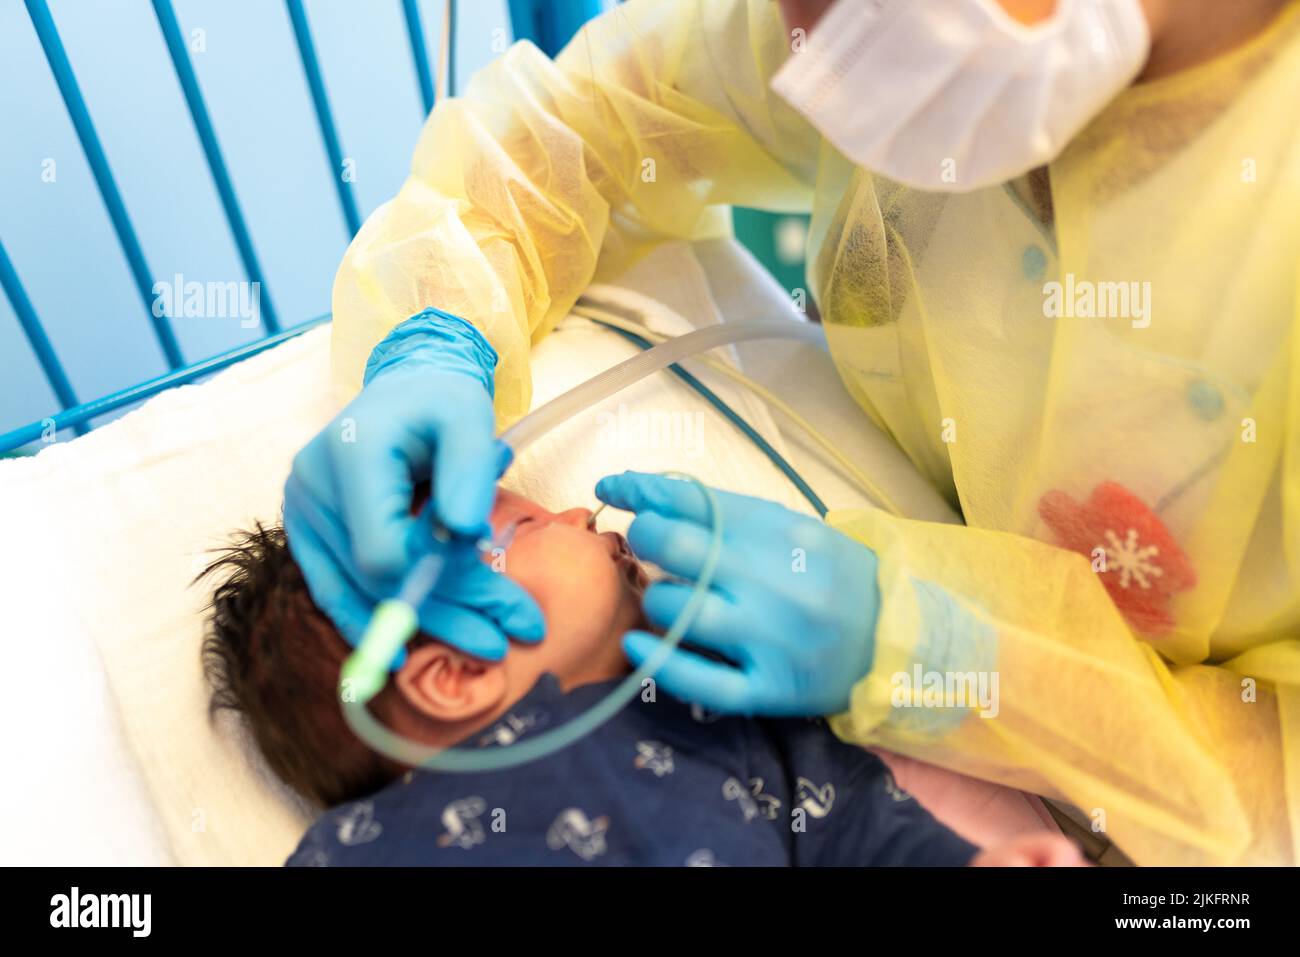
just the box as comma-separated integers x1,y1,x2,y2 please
329,0,1300,864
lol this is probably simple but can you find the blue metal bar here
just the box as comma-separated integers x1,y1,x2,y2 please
0,236,86,436
24,0,185,369
447,0,458,96
401,0,435,116
150,0,281,334
285,0,362,238
508,0,603,57
0,314,331,454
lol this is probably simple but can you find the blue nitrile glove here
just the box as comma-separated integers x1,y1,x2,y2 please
595,471,880,716
284,307,545,663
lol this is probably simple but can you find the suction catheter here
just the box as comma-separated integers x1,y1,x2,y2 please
339,519,521,705
341,313,849,771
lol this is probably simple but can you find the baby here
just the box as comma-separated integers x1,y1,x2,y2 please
203,488,1082,867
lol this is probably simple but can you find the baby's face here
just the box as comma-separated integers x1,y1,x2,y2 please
486,489,647,691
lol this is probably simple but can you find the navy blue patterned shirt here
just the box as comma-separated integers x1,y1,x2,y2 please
287,674,977,867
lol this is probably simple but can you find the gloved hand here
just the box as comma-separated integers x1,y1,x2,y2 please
284,307,545,664
596,471,880,716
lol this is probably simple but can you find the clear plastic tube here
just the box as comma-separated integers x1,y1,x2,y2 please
571,305,908,517
500,318,826,455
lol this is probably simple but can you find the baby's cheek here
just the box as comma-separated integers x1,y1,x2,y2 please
505,534,625,635
552,550,625,632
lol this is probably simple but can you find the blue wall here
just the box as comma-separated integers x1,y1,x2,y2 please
0,0,521,437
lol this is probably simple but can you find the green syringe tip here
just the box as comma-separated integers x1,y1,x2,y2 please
340,599,418,704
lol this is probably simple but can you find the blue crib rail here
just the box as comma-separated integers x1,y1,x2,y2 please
0,237,84,434
286,0,364,238
152,0,282,336
1,0,603,455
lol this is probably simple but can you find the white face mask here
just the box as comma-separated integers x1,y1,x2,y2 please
771,0,1151,192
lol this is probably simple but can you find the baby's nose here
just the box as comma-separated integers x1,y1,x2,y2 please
554,507,595,530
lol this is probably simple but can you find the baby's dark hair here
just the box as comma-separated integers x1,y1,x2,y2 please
200,523,405,808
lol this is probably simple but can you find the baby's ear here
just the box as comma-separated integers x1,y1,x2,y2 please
393,643,508,723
